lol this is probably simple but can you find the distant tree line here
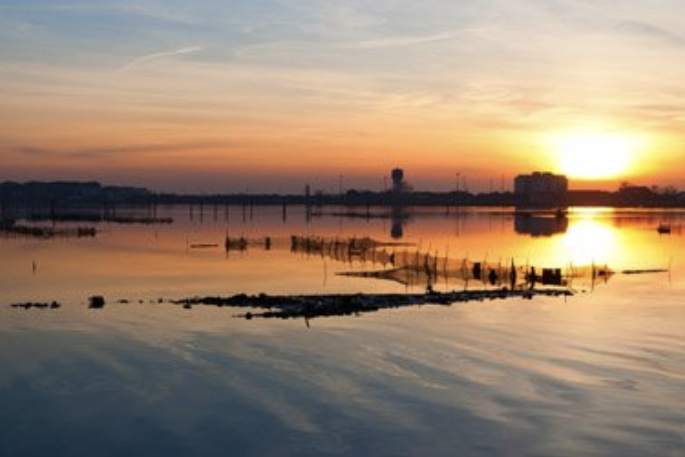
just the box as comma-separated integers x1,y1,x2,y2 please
1,180,684,214
0,181,150,206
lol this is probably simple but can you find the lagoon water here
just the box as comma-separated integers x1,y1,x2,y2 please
1,206,684,456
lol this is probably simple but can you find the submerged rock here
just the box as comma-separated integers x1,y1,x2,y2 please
88,295,106,309
10,301,61,310
174,288,573,321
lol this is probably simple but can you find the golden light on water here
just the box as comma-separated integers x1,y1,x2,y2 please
547,132,645,180
560,217,617,266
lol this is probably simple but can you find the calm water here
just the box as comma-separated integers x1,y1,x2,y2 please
1,206,684,456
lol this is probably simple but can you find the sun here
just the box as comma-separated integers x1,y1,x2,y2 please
547,132,643,180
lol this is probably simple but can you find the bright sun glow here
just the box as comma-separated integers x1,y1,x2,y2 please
549,132,643,180
561,219,616,266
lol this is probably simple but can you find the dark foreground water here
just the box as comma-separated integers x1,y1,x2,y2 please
1,206,684,456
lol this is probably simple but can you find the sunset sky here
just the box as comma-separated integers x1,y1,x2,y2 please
2,0,685,193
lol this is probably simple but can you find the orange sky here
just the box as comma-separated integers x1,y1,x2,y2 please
2,1,685,192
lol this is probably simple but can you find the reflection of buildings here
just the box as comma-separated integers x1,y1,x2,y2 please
389,168,410,238
514,172,568,207
515,214,569,237
390,205,409,239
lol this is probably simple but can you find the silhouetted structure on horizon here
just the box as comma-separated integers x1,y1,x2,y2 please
2,170,685,217
391,168,403,192
0,181,150,207
514,172,568,207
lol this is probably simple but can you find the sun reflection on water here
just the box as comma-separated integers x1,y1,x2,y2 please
559,215,617,267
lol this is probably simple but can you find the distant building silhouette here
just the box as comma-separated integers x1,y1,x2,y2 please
567,190,614,207
391,168,405,193
0,181,150,207
616,183,658,206
514,172,568,207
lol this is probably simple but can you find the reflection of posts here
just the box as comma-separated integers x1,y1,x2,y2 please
509,260,517,291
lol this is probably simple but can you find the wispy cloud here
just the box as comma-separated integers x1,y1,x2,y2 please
12,146,51,158
11,141,224,160
0,17,37,38
460,83,520,103
115,3,194,24
119,46,204,71
615,21,685,47
354,30,463,49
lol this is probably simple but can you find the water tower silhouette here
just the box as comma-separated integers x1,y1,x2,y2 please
391,168,404,193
